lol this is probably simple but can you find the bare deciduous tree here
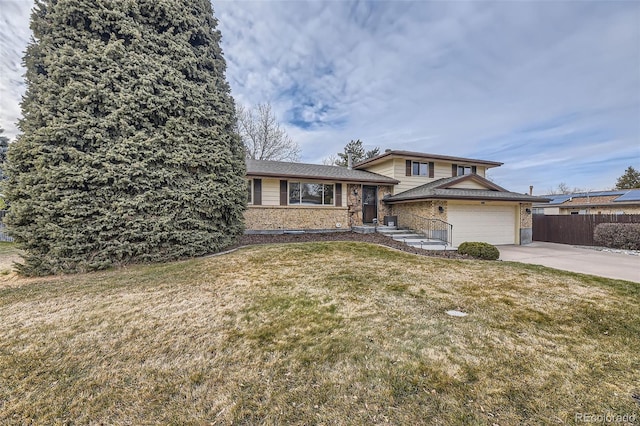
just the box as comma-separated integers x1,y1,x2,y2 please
237,103,300,162
322,154,339,166
547,182,585,195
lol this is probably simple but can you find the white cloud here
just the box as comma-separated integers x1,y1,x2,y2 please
215,0,640,192
0,0,33,140
0,0,638,192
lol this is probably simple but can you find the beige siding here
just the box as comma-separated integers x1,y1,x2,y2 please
390,160,489,194
362,160,395,179
359,157,490,194
543,207,561,215
449,180,487,190
260,178,281,206
433,162,453,179
393,159,432,193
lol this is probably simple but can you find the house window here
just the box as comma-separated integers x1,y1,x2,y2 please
247,180,252,204
289,182,334,205
412,162,429,176
458,165,473,175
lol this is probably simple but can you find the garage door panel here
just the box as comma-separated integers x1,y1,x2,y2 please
448,204,516,246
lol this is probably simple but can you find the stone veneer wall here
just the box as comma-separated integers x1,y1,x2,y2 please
519,203,533,244
245,206,350,231
347,184,363,227
377,185,394,221
391,201,449,228
520,203,533,229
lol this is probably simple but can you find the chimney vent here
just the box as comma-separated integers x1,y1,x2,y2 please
347,153,353,170
529,185,533,196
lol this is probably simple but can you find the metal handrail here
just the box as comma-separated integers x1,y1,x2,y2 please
396,211,452,246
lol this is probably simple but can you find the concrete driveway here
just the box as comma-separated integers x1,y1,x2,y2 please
498,242,640,283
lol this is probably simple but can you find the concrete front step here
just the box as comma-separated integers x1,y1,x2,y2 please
376,227,457,251
406,241,458,251
402,238,446,246
391,233,425,240
376,229,408,235
354,225,399,234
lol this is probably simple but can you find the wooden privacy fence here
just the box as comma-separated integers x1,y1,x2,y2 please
533,214,640,246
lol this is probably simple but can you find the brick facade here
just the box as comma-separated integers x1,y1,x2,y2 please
244,206,350,231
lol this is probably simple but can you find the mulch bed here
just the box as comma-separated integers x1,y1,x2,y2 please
235,232,469,259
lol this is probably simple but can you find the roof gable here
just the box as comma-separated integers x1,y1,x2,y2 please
385,175,548,204
436,174,507,192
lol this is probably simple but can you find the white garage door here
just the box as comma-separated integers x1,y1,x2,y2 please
448,204,516,246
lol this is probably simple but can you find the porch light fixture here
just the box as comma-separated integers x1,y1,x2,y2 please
525,208,532,214
438,206,444,213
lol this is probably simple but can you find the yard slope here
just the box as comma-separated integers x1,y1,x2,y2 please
1,242,638,424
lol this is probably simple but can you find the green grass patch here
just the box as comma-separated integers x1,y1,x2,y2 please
0,241,638,424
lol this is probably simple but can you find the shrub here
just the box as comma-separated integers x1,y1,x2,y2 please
457,242,500,260
593,223,640,250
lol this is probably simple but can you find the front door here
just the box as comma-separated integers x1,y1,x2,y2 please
362,185,377,223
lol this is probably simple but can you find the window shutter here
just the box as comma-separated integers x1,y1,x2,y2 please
472,166,477,174
452,164,458,177
406,160,412,176
428,162,434,178
280,180,288,206
253,179,262,205
335,183,342,207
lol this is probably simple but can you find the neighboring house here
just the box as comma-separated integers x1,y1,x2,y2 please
533,189,640,215
245,150,547,246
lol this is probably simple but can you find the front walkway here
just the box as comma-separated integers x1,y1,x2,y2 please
498,242,639,283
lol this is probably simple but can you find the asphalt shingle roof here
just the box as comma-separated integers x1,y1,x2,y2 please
538,189,640,206
354,150,503,169
246,159,399,184
385,175,549,203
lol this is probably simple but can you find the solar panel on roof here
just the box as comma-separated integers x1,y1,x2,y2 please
615,190,640,202
548,195,572,204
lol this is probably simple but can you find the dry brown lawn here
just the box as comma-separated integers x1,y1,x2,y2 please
0,242,638,425
0,242,21,278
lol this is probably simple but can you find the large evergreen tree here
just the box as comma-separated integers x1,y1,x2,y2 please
334,139,379,167
615,166,640,189
5,0,246,275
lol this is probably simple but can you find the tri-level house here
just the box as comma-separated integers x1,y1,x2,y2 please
245,150,547,246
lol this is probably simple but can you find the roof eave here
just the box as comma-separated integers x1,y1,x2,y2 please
542,201,640,208
386,194,549,204
354,150,504,169
246,171,399,185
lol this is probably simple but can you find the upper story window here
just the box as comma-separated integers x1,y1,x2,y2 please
458,165,473,175
452,164,477,176
406,160,434,177
412,162,429,176
289,182,334,205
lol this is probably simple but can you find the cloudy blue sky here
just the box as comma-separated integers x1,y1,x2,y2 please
1,0,639,194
